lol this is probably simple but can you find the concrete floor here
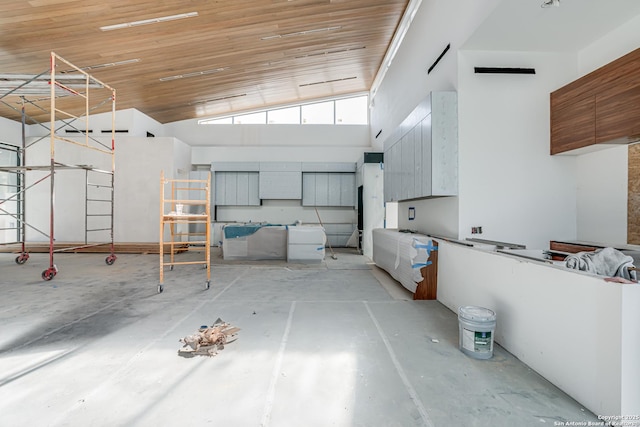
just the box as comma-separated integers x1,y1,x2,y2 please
0,248,599,427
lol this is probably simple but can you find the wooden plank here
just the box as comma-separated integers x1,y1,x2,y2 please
549,241,600,254
0,242,189,254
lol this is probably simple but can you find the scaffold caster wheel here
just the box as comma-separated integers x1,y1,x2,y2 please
42,268,56,281
169,265,174,271
105,255,117,265
15,253,29,265
157,284,163,293
205,281,210,290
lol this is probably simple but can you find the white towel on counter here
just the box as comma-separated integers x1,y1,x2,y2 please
565,247,637,281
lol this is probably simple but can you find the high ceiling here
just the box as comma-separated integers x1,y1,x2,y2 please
0,0,409,124
464,0,640,52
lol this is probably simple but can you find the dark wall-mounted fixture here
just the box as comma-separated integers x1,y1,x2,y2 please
474,67,536,75
428,43,451,75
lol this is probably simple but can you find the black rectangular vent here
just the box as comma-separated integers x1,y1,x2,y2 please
474,67,536,75
364,152,383,163
101,129,129,133
428,43,451,75
65,129,92,133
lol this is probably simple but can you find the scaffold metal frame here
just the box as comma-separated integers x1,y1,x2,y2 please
0,52,117,280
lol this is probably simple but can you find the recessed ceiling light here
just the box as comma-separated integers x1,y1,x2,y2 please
189,93,247,105
294,46,366,59
261,26,342,40
159,67,229,82
299,76,357,87
59,58,141,74
100,12,198,31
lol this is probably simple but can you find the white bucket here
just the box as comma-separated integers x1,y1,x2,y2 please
458,306,496,360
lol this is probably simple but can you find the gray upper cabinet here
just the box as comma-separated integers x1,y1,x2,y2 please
214,172,260,206
303,172,355,207
383,91,458,202
259,162,302,200
211,161,356,205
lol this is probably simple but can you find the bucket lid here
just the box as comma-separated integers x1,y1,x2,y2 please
458,306,496,322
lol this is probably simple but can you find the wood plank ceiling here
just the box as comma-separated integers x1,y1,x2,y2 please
0,0,409,124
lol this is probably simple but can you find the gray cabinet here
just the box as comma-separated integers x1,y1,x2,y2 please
211,161,356,204
214,172,260,206
302,172,355,207
383,91,457,202
259,162,302,200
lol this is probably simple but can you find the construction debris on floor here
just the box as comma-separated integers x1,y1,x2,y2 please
178,318,240,358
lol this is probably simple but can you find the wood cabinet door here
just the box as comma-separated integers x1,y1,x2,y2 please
596,83,640,144
550,95,596,154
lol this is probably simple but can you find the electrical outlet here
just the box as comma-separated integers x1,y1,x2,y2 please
471,226,483,234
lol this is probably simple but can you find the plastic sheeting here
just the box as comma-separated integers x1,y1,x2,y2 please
372,228,436,293
287,226,326,263
222,225,287,260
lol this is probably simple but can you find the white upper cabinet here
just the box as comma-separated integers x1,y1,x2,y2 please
383,91,458,202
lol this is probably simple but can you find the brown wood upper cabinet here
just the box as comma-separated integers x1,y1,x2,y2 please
550,48,640,155
550,95,595,154
596,83,640,144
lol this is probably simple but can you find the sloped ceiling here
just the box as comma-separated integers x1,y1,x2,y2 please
0,0,409,124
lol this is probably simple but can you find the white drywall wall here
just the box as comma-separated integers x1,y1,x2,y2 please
16,134,187,243
0,117,21,145
192,146,366,166
384,202,398,229
21,136,113,243
576,146,628,244
21,109,166,139
172,138,192,180
455,50,579,249
369,0,501,153
621,285,640,413
362,162,385,259
570,21,640,245
397,197,458,238
369,0,499,243
437,239,640,416
24,109,132,138
115,137,189,242
577,13,640,76
131,109,166,138
394,51,580,249
216,200,355,225
167,120,369,147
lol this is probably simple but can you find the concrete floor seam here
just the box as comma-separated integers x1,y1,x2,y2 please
364,300,435,427
49,268,249,426
260,300,296,427
0,251,600,426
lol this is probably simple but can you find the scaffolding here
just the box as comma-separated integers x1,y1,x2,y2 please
0,52,117,280
159,170,211,293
